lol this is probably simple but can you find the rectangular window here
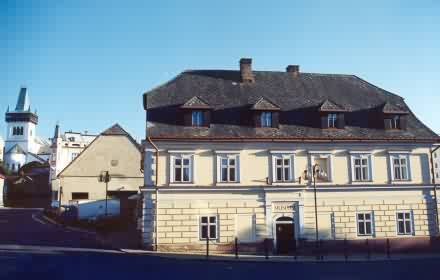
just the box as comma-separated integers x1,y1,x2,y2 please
71,192,89,200
396,211,413,235
173,156,192,183
191,111,203,126
219,155,238,182
260,112,272,127
71,153,79,161
327,113,337,128
357,212,373,236
274,156,292,182
353,156,370,181
392,155,409,181
200,215,217,240
390,115,400,129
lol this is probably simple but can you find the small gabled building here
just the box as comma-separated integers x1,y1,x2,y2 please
141,58,440,254
54,124,143,217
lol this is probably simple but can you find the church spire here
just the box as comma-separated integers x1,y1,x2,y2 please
54,122,61,139
15,87,30,112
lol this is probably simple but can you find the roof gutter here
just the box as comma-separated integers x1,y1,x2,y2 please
147,136,159,251
146,136,440,144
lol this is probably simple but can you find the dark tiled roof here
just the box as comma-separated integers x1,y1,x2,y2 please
15,87,30,112
251,97,280,111
144,70,438,141
101,123,141,150
101,123,129,136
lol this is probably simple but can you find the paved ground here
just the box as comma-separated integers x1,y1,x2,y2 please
0,208,439,280
0,247,439,280
0,208,103,248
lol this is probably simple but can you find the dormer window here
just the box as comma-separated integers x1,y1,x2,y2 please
319,100,346,129
382,102,408,130
192,111,204,126
260,112,273,127
327,113,337,128
180,96,212,127
251,97,280,128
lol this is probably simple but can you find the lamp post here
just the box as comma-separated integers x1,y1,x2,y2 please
99,171,111,216
312,164,320,242
429,146,440,235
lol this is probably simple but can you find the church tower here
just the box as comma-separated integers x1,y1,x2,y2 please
4,87,39,171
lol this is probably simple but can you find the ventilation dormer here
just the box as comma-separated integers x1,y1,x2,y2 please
250,97,280,128
319,99,347,129
180,96,212,127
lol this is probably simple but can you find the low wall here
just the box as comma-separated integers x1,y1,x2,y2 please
151,237,440,256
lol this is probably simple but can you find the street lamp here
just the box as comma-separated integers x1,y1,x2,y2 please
99,171,111,216
312,163,320,242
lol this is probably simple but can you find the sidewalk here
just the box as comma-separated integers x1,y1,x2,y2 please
120,248,440,263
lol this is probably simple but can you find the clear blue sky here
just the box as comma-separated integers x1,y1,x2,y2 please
1,0,439,141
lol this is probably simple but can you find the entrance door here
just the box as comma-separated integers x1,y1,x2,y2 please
275,216,295,254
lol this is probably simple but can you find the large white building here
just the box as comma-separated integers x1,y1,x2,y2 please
140,59,440,254
49,124,96,201
3,88,50,172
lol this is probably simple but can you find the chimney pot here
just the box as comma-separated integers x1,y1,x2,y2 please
286,65,300,77
239,58,254,83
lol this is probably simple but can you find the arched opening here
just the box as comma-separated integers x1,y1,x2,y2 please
275,216,295,255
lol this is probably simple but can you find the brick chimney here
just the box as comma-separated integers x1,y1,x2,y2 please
240,58,254,83
286,65,300,77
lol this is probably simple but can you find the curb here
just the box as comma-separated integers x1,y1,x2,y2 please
120,249,440,263
40,213,97,236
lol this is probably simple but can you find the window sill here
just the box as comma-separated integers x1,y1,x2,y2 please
356,234,375,239
271,182,300,186
169,183,196,187
215,182,241,186
351,180,374,184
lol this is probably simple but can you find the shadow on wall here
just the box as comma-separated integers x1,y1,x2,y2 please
422,188,439,236
419,153,431,184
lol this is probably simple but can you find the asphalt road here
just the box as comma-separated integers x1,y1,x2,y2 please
0,248,439,280
0,208,439,280
0,208,103,248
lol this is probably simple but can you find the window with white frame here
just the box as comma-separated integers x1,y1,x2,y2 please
396,211,413,235
171,155,192,183
200,215,217,240
273,154,293,182
357,212,373,236
391,154,409,181
191,111,203,126
327,113,337,128
217,154,239,183
260,112,272,127
352,155,371,181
